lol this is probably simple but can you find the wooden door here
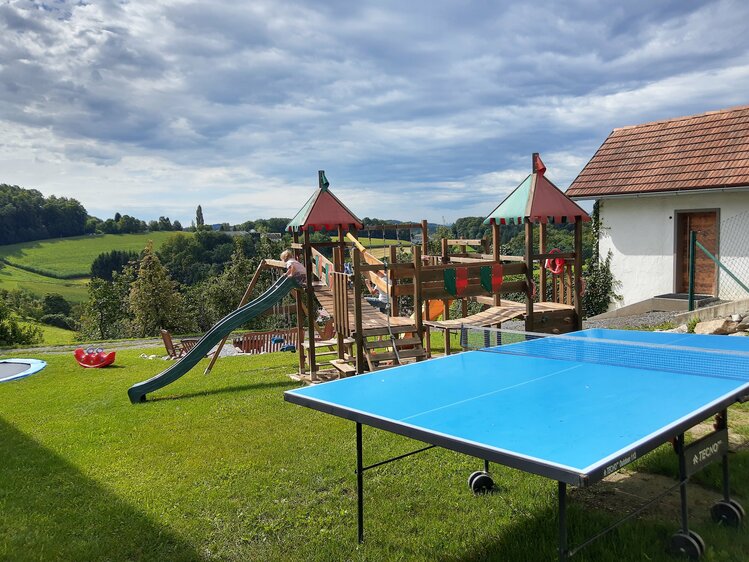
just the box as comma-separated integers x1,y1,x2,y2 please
675,211,717,295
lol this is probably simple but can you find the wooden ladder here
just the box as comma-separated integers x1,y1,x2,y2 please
362,326,427,371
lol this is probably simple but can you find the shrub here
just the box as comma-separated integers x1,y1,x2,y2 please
0,301,42,346
40,313,77,330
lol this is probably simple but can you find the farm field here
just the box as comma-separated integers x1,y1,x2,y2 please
0,231,182,278
0,231,186,302
0,342,747,562
0,263,89,302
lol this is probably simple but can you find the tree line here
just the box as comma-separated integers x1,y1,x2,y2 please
0,184,87,245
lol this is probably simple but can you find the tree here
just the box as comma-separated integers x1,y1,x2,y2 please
204,241,256,319
90,250,138,281
582,202,621,317
158,216,172,231
172,220,183,231
78,274,132,340
42,293,71,316
196,205,204,227
0,299,41,346
128,242,189,336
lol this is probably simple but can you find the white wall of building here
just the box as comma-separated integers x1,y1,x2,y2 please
598,189,749,309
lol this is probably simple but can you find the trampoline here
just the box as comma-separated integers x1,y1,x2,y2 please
0,358,47,383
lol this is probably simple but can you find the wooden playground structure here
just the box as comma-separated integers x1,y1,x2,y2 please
214,157,590,381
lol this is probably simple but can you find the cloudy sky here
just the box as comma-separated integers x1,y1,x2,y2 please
1,1,748,226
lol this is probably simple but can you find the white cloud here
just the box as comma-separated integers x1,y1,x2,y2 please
1,0,748,224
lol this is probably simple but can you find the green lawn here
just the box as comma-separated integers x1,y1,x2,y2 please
0,263,90,302
0,346,747,561
0,231,182,278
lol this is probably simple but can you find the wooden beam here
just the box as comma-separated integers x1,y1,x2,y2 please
413,246,424,341
353,248,365,374
524,219,535,332
304,229,317,379
574,218,584,330
539,223,547,302
203,259,269,374
421,219,429,257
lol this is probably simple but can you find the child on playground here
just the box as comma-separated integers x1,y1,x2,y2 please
280,250,307,285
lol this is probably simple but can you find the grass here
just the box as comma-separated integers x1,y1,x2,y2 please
0,263,89,302
0,231,182,279
0,343,747,561
0,231,185,302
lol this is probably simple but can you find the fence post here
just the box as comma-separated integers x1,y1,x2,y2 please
688,230,697,312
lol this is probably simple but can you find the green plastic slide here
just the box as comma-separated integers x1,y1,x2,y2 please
128,275,298,404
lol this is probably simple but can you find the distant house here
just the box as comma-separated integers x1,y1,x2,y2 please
567,106,749,310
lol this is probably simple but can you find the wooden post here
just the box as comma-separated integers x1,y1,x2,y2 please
574,218,584,330
492,222,501,306
441,238,449,264
336,227,345,360
525,219,535,332
413,246,423,341
293,231,305,375
304,229,317,379
539,222,547,302
388,245,399,316
353,248,365,374
421,219,429,257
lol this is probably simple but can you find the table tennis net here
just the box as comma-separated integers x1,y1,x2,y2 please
459,326,749,382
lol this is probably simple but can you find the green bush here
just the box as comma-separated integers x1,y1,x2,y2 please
40,313,76,331
0,301,42,346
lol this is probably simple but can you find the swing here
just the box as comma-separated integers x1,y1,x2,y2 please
268,268,294,349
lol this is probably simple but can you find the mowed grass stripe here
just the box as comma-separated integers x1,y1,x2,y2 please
0,231,184,278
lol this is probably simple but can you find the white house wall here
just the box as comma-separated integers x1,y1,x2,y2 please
598,190,749,310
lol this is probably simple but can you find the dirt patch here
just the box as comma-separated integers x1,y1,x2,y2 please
572,411,748,522
571,471,720,523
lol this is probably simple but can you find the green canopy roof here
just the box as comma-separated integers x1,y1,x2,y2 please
483,154,590,225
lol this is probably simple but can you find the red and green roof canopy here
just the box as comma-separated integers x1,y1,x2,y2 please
286,171,363,232
483,154,591,225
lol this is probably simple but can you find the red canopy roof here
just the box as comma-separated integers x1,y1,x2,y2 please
286,171,363,232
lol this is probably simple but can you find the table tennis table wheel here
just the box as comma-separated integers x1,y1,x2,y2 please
668,531,704,559
711,500,744,527
468,471,493,494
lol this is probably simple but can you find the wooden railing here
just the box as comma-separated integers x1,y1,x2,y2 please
232,328,299,354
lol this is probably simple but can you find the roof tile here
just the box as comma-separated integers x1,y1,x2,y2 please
568,106,749,197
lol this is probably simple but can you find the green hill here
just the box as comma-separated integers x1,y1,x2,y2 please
0,232,187,302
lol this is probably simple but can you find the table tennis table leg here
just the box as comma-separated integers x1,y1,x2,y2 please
558,481,567,562
356,422,364,543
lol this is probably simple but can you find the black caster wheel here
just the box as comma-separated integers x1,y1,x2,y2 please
469,472,494,494
711,500,744,527
688,531,705,557
729,499,745,519
668,531,703,559
468,471,484,489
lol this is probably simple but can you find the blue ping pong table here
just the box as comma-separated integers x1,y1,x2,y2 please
284,328,749,560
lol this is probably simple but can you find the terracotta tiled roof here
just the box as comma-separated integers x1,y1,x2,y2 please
566,105,749,198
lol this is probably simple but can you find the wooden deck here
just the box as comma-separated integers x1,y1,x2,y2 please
426,301,574,330
313,285,415,333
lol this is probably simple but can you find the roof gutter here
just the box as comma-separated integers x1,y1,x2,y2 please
568,185,749,201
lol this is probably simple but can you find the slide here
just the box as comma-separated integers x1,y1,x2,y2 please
128,276,298,404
